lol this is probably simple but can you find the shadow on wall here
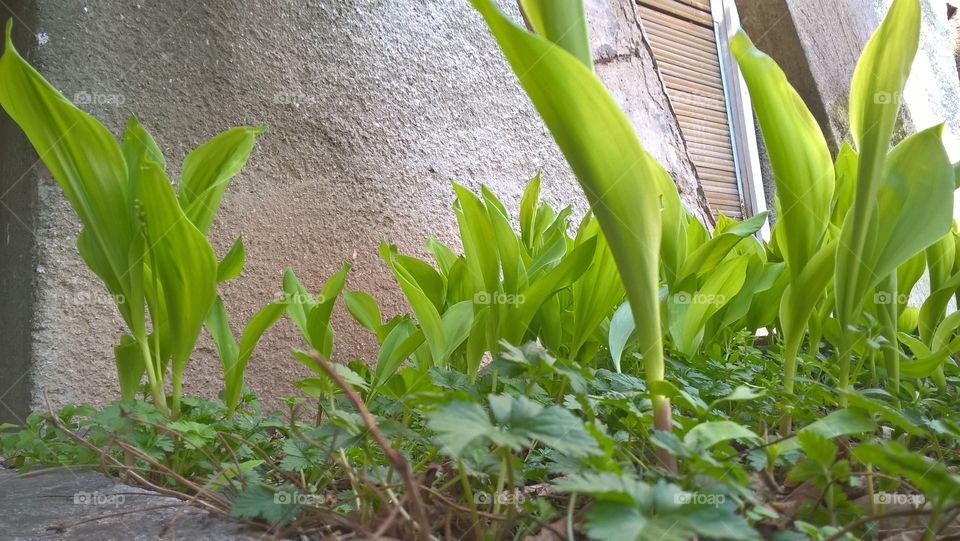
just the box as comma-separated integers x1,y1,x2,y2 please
950,3,959,80
0,0,38,425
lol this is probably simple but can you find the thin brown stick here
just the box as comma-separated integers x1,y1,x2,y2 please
307,351,433,541
41,391,227,516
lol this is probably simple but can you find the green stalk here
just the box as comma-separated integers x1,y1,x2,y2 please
137,337,167,414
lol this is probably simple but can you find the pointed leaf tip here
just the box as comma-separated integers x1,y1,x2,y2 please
4,19,13,50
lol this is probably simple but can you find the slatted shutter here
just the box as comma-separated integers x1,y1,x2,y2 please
638,0,745,219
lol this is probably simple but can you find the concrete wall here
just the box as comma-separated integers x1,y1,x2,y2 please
738,0,960,306
0,0,709,420
739,0,960,158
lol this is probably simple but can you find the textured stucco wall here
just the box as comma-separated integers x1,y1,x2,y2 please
0,0,708,419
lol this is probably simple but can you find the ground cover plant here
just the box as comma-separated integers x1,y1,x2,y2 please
3,0,960,539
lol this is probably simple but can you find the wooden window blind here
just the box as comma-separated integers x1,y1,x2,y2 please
638,0,745,219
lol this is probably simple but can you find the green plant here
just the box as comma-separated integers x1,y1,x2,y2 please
471,0,682,471
0,21,262,416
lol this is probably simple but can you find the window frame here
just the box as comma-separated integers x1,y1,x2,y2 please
709,0,769,233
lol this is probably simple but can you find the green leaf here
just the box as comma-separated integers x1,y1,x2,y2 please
381,242,446,364
854,442,960,505
343,290,382,335
488,394,600,457
452,182,501,294
837,126,954,333
139,158,218,410
230,484,295,525
427,400,505,457
282,268,315,335
678,212,767,281
732,31,833,279
440,300,474,361
779,409,876,453
217,236,245,283
519,173,541,251
517,0,592,69
0,21,145,338
683,420,759,452
113,334,145,401
796,430,837,467
179,125,264,234
428,395,599,458
669,257,748,356
226,299,285,413
506,236,598,344
373,319,424,391
608,301,634,373
471,0,673,403
553,472,652,505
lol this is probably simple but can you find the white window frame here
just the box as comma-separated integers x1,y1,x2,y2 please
710,0,769,236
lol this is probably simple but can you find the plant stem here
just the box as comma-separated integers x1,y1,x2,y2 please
137,337,168,415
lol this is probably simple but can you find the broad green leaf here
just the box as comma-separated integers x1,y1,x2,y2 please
830,143,858,227
732,31,833,279
708,385,765,410
471,0,671,392
608,301,634,373
683,420,759,452
519,173,541,251
343,290,382,335
482,186,525,294
395,254,445,312
113,334,145,401
487,394,600,457
205,296,240,376
372,319,424,390
796,430,837,467
179,125,264,234
854,442,960,504
139,158,217,408
440,300,474,361
0,21,144,337
836,0,922,345
217,236,245,283
838,126,954,330
381,242,445,364
505,236,597,345
282,268,315,334
570,221,624,358
226,299,285,412
518,0,592,69
669,257,748,356
678,212,767,281
779,409,876,453
452,182,500,294
426,238,458,276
